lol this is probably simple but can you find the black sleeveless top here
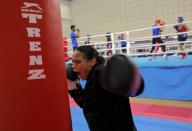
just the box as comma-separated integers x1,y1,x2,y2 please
82,64,137,131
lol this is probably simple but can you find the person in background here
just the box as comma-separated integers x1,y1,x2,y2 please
173,17,190,59
149,19,165,60
153,21,167,58
85,34,91,45
107,50,112,56
118,34,127,54
85,34,95,48
70,25,80,51
106,32,112,56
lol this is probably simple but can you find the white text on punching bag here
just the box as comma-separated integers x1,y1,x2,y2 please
29,42,41,51
21,2,46,80
27,27,41,37
29,55,43,65
22,13,42,23
28,69,46,80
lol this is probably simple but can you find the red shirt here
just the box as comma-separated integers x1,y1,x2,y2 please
178,24,187,32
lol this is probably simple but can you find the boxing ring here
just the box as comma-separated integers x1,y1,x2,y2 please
65,21,192,101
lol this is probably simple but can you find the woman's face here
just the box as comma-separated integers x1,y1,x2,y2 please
72,50,96,80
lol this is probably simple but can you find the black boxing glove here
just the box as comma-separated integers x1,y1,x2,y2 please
66,64,78,81
66,64,84,107
101,54,144,97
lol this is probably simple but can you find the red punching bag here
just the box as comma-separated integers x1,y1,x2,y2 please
0,1,72,131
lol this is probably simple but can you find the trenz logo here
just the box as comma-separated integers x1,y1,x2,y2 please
21,2,46,80
21,2,43,13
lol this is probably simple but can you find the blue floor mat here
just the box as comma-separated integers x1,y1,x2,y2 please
70,107,89,131
70,107,192,131
66,55,192,68
132,55,192,67
134,115,192,131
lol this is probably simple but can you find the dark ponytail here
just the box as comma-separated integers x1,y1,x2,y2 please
96,55,105,65
76,45,105,65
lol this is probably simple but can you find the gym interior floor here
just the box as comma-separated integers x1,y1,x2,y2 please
70,97,192,131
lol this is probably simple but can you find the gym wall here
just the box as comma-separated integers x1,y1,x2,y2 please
61,0,192,39
61,0,72,38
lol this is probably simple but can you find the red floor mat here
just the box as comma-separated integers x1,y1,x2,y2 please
69,96,192,123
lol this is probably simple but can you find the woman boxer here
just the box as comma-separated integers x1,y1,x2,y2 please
67,45,144,131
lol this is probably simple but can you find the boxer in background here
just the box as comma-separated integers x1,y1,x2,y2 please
118,34,127,54
70,25,80,51
154,21,167,58
67,45,144,131
173,17,190,59
149,19,165,60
